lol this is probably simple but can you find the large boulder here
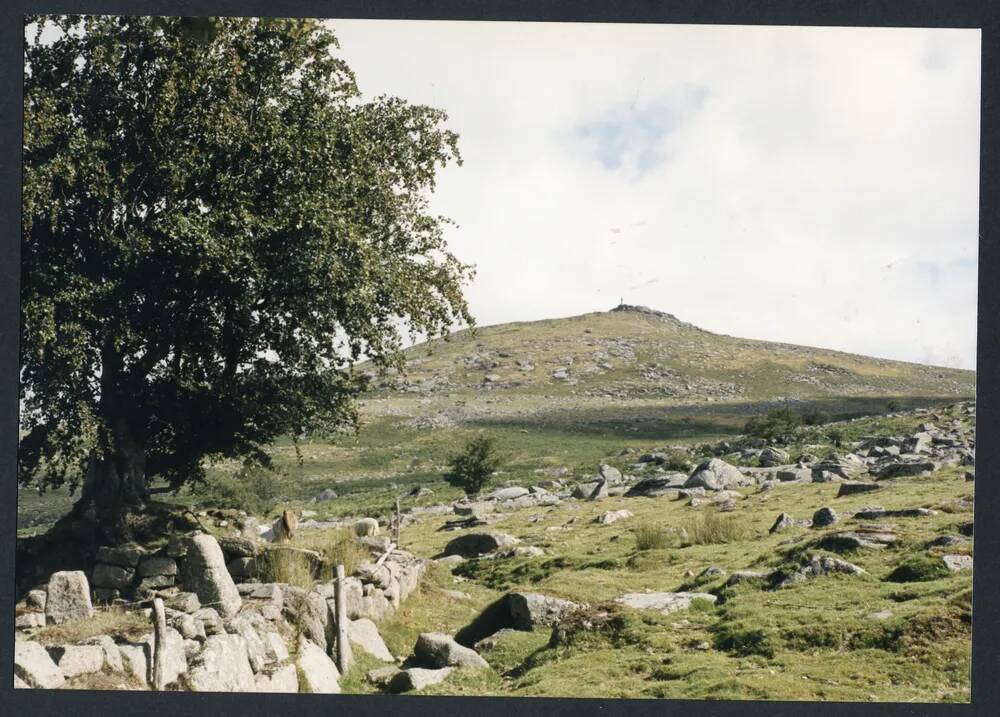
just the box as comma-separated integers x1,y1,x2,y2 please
812,507,839,527
91,563,135,590
507,592,580,630
413,632,489,669
180,534,243,618
279,586,330,651
596,509,633,525
253,663,299,693
48,644,105,679
683,459,751,491
14,641,65,688
487,486,530,501
443,532,519,558
625,474,687,497
572,481,607,500
45,571,94,624
616,592,717,614
185,634,255,691
388,666,453,693
296,637,341,693
759,447,790,467
347,618,395,662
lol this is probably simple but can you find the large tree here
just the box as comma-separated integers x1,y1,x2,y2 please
20,16,473,536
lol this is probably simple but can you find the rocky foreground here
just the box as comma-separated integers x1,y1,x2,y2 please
14,401,975,697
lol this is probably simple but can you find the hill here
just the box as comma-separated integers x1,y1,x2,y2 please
358,304,974,430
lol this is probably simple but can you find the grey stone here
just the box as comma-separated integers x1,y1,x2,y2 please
14,641,65,688
836,481,881,497
942,554,973,572
253,663,299,693
81,635,124,673
812,507,839,527
684,459,752,491
165,591,201,613
91,563,135,590
769,513,795,534
185,634,255,691
49,644,105,679
45,571,94,624
443,531,519,558
96,545,145,568
615,592,717,614
625,474,687,497
180,534,242,618
414,632,489,669
26,589,47,611
347,618,395,661
296,636,341,693
508,592,581,630
138,556,178,577
596,509,633,525
388,666,454,693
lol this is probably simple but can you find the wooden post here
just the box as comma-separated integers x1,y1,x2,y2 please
152,597,167,691
334,564,353,673
394,498,401,546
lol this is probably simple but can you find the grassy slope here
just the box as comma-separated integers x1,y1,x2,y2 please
331,408,973,701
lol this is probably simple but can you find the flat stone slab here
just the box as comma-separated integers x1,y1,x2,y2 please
942,554,973,572
615,592,717,614
14,641,65,689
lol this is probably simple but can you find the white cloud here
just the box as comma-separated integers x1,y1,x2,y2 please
328,20,980,370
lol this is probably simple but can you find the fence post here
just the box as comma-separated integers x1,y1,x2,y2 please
394,498,401,546
335,564,353,673
152,597,167,690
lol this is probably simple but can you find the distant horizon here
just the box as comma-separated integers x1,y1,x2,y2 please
333,20,980,371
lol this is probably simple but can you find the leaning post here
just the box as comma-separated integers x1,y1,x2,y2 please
394,498,401,546
152,597,168,690
335,564,353,673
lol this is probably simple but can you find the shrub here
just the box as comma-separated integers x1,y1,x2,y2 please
802,408,829,426
257,548,316,588
886,398,902,413
683,513,749,545
196,464,278,516
825,427,846,448
743,407,804,442
33,605,149,645
713,623,776,658
634,522,674,551
291,529,367,579
661,449,692,472
886,555,950,583
444,435,502,496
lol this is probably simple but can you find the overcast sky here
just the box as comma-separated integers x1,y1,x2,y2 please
331,22,982,369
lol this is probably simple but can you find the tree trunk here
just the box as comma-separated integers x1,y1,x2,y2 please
74,406,149,538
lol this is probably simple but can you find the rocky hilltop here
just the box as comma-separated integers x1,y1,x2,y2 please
358,304,974,430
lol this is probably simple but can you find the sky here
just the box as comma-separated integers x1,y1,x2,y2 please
327,20,981,371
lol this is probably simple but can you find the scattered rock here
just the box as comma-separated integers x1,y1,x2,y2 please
596,509,634,525
388,666,454,693
414,632,489,669
180,534,243,618
811,507,839,527
45,571,94,624
836,481,882,497
185,634,255,692
684,458,752,491
443,532,519,558
347,618,395,662
14,641,65,688
508,592,581,630
615,592,717,614
942,554,973,572
295,637,341,694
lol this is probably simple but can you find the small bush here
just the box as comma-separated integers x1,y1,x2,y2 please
196,464,278,516
802,408,830,426
444,435,502,496
744,407,804,442
713,623,776,658
682,513,749,545
661,450,692,472
634,523,674,551
825,427,846,447
886,399,902,413
886,555,950,583
290,529,368,580
257,548,316,588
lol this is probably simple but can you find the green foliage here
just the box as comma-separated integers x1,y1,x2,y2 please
633,522,675,551
195,464,279,515
712,623,777,658
886,399,902,412
257,547,316,588
20,15,472,515
444,436,502,495
682,512,749,545
743,407,804,442
886,555,951,583
825,427,846,448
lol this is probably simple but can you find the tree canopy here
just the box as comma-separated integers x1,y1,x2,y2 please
20,15,473,523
